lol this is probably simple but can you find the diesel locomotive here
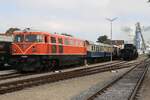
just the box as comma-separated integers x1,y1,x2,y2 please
12,31,86,71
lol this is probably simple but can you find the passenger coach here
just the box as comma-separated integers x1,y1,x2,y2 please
85,41,120,63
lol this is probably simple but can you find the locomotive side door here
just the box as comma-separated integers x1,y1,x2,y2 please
58,37,63,53
44,35,49,54
51,36,57,54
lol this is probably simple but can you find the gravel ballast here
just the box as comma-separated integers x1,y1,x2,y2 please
136,67,150,100
0,67,133,100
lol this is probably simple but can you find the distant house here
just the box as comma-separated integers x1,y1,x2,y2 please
111,40,124,48
0,33,13,42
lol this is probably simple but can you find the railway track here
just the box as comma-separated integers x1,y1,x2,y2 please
0,59,140,81
0,70,17,76
0,60,125,81
86,59,149,100
0,58,145,95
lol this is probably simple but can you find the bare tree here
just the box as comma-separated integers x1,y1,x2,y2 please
5,28,20,35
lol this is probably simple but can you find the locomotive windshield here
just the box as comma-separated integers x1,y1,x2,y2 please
14,35,24,42
25,34,43,42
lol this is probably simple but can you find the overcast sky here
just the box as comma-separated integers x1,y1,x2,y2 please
0,0,150,42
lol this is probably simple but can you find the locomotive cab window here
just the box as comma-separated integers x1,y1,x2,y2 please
14,35,24,42
25,34,43,42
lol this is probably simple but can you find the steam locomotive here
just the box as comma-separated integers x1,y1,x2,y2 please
120,44,138,60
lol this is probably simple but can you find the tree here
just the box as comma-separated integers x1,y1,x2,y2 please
5,28,20,35
97,35,111,44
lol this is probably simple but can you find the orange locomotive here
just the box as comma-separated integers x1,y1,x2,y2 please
12,31,86,71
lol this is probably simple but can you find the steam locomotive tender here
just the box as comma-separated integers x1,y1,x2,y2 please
0,35,12,69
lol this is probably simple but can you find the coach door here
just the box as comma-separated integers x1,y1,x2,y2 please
58,38,63,53
51,37,57,53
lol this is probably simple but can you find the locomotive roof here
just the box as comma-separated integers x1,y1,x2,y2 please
13,31,85,41
86,40,113,47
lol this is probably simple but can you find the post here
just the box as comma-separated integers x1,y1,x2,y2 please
110,22,113,62
106,17,118,69
84,59,88,66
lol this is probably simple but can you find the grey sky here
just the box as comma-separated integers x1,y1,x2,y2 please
0,0,150,42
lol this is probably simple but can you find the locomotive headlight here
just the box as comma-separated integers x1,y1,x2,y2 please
32,46,36,52
21,56,28,58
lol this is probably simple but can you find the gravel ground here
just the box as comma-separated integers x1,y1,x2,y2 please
0,70,16,75
0,67,133,100
137,66,150,100
0,61,119,84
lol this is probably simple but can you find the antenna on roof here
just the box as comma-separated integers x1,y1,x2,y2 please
23,28,31,32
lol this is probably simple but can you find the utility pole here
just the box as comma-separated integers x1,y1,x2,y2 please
106,17,118,62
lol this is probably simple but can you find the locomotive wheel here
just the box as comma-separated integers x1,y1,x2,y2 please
47,60,59,71
35,62,43,72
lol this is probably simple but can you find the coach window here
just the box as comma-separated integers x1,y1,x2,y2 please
99,46,102,51
92,45,94,51
96,46,97,51
91,45,94,51
94,45,96,51
98,47,100,52
103,46,106,52
102,46,104,51
92,45,95,51
51,37,56,43
97,46,99,52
